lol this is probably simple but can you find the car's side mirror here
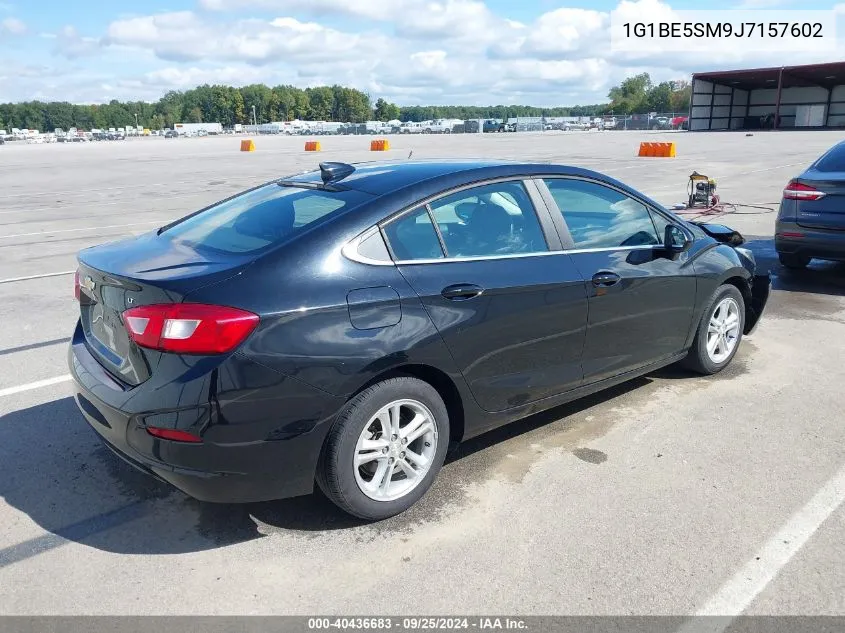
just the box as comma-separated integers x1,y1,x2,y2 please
664,224,692,253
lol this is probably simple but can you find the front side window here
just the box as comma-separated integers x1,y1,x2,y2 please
649,210,687,247
427,181,548,257
161,184,371,255
542,178,660,249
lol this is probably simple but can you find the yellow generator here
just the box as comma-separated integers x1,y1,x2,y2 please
687,172,718,209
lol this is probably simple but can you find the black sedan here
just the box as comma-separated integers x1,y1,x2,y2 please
69,160,770,520
776,140,845,268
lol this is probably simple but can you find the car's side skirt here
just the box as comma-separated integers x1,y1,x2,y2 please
461,351,689,442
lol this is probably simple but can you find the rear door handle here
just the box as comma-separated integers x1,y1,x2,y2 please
591,272,621,287
441,283,484,300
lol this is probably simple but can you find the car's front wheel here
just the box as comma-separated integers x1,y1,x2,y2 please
683,284,745,375
317,377,450,520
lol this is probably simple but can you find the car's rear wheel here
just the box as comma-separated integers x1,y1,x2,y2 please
317,377,449,520
683,284,745,375
778,253,810,269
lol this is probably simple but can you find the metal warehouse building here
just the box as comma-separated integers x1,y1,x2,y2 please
690,61,845,131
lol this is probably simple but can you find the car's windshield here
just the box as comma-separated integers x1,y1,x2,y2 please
160,183,371,255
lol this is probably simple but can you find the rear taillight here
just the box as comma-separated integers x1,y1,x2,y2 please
74,270,80,301
123,303,259,354
146,427,203,443
783,181,826,201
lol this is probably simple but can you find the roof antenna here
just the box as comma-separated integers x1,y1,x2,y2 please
408,150,413,160
319,161,355,184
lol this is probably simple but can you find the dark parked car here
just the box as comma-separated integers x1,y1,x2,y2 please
164,130,179,138
776,140,845,268
69,160,770,520
482,119,515,133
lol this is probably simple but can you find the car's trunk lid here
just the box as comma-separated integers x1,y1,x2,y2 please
77,231,254,386
795,171,845,231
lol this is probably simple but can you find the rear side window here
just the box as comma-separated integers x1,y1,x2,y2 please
813,143,845,172
382,207,444,261
161,184,371,254
543,178,660,249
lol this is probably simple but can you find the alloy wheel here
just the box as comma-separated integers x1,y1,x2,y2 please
706,297,741,363
354,399,438,502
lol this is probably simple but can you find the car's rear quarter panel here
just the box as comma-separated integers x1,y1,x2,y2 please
185,233,467,402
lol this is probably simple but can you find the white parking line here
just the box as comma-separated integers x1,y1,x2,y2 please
0,221,160,239
678,462,845,632
0,375,72,398
0,270,75,284
0,180,179,198
736,162,805,175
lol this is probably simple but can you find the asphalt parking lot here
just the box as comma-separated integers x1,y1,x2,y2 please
0,130,843,617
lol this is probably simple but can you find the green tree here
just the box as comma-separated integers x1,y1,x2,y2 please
646,82,673,113
240,84,272,123
669,80,691,113
306,86,334,120
232,89,246,124
149,113,165,130
273,86,298,121
608,72,652,113
43,101,74,131
374,98,400,121
1,79,677,131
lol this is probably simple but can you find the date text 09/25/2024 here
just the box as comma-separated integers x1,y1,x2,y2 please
307,617,528,630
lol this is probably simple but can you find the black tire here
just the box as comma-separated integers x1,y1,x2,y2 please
682,284,745,375
778,253,810,269
316,377,450,521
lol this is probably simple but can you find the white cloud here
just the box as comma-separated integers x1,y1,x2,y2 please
1,16,25,34
200,0,423,21
735,0,791,7
102,11,387,65
8,0,845,106
200,0,505,42
490,8,606,60
54,25,101,58
140,66,270,88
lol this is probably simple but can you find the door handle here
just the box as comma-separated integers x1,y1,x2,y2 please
441,283,484,300
591,272,621,287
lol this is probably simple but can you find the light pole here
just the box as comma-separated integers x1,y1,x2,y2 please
252,105,257,128
134,113,138,129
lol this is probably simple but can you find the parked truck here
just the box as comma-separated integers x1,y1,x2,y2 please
173,122,223,136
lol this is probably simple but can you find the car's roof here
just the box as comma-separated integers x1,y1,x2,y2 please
283,159,592,196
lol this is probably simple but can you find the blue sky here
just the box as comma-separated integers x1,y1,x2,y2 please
1,0,843,106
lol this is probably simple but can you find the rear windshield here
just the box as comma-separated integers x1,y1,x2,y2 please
161,184,371,254
813,143,845,172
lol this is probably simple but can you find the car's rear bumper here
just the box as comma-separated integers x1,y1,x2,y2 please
68,323,344,503
775,221,845,261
